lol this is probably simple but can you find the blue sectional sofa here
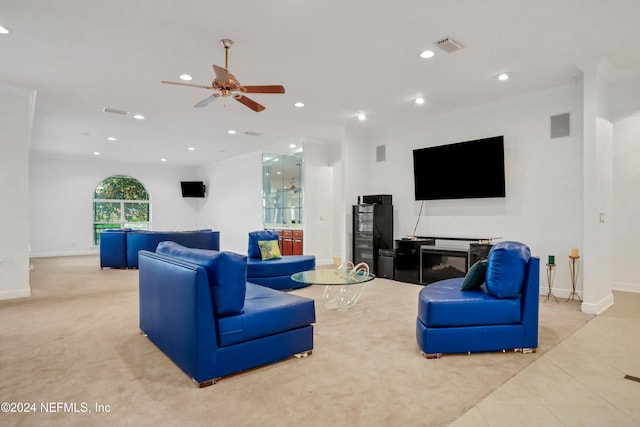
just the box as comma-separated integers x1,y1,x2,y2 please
416,241,539,357
246,230,316,290
138,241,316,387
99,229,219,268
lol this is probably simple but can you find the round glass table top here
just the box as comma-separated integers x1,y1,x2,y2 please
291,269,375,286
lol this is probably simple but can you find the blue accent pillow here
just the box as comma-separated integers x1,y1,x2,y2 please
485,241,531,299
156,241,247,315
461,259,487,291
248,230,279,259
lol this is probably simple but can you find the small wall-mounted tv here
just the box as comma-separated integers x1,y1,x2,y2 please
180,181,206,198
413,136,505,200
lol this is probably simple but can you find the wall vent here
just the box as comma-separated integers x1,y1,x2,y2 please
102,107,129,116
550,113,571,138
435,37,464,53
376,145,386,162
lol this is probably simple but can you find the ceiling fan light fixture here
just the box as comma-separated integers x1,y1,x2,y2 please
161,38,284,112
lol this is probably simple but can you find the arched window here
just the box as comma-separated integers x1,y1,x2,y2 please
93,175,151,245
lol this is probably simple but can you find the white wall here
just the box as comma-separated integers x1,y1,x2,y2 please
197,151,264,254
344,83,585,296
0,85,35,300
613,114,640,292
196,145,337,264
301,142,334,265
29,152,201,257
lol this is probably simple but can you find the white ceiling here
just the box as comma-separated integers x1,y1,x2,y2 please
2,0,640,166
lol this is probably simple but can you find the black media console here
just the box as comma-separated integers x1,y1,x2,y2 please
394,236,497,285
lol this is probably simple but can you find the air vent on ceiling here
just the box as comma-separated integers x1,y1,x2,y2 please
102,107,129,116
244,131,261,136
435,37,464,53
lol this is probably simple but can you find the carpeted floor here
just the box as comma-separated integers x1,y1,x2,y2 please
0,256,593,426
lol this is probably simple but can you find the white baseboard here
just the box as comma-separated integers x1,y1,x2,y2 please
581,293,615,315
0,288,31,300
540,287,615,314
30,250,98,258
612,281,640,294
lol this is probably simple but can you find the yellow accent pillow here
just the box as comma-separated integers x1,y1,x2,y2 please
258,240,282,260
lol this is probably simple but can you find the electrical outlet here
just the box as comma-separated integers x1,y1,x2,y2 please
599,212,605,223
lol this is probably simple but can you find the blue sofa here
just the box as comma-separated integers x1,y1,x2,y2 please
138,241,316,387
246,230,316,290
100,229,220,268
416,241,539,357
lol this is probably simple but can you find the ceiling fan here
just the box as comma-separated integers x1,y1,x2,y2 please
161,39,285,112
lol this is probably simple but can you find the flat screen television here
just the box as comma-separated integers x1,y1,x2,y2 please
180,181,206,198
413,136,505,200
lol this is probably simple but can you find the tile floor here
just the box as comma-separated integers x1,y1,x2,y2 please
450,291,640,426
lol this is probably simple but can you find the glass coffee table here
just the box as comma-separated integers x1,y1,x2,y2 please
291,266,375,310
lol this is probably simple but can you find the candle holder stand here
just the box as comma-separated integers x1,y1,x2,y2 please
568,256,582,302
545,263,558,302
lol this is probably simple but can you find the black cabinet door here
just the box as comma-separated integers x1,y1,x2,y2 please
352,204,393,275
393,239,436,284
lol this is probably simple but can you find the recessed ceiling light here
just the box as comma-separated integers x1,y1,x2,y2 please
357,113,367,121
289,144,296,148
228,129,236,134
498,73,510,81
160,158,167,162
187,147,195,151
93,152,101,156
294,102,304,108
133,114,145,120
415,97,425,105
0,25,10,35
107,137,117,141
419,50,435,59
179,74,193,81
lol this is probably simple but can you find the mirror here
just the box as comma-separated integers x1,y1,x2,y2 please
262,151,303,226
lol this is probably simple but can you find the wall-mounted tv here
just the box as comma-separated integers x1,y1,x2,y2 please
413,136,505,200
180,181,206,198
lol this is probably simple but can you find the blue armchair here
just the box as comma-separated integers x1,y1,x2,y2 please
246,230,315,290
416,241,539,357
138,242,316,386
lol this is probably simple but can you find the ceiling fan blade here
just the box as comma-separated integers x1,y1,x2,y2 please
161,80,214,89
235,95,265,112
194,94,220,108
241,85,286,94
212,64,230,83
